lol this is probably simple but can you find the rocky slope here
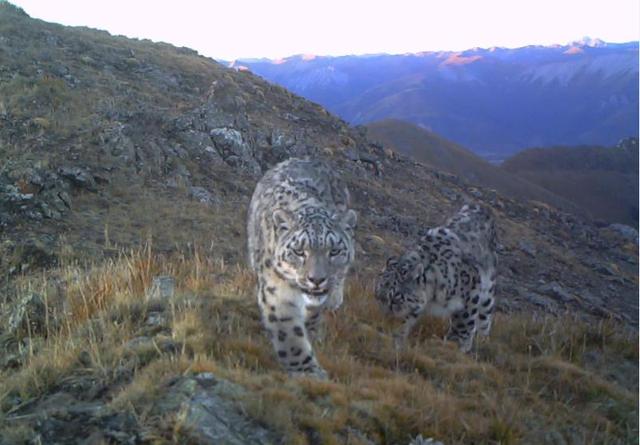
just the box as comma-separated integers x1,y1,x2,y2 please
0,4,637,444
1,3,636,323
1,1,637,348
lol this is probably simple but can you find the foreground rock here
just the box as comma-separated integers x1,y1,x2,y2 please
2,372,280,445
157,373,280,444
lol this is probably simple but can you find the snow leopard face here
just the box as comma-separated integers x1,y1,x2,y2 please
272,207,356,303
375,250,424,317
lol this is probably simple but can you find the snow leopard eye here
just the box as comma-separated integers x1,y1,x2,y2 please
292,248,305,257
329,248,342,257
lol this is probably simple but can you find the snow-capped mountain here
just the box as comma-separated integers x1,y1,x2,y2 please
233,41,638,159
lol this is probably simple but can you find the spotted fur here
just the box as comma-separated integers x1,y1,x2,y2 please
375,204,497,352
247,158,357,378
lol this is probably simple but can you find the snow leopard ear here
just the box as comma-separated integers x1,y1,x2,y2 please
411,262,424,280
339,209,357,231
272,209,293,235
404,252,424,280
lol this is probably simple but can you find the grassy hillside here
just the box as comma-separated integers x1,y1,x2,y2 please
502,140,639,227
1,247,637,444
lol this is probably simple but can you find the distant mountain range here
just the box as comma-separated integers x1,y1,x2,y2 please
233,40,639,160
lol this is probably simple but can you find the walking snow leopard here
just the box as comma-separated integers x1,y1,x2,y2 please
375,204,497,352
247,158,357,378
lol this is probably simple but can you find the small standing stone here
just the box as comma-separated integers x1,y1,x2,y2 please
518,240,537,257
408,435,445,445
8,293,47,336
146,276,176,301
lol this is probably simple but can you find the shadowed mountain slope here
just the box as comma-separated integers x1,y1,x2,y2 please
501,138,639,227
366,119,581,213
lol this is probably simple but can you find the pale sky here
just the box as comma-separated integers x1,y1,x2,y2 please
11,0,640,60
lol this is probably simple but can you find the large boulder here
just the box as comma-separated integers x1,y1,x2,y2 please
57,166,97,192
210,127,261,174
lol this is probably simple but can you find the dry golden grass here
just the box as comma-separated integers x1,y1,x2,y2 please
0,246,637,444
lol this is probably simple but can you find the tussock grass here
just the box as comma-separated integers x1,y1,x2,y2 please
0,246,637,444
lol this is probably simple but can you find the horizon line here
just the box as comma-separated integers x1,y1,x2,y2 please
225,38,639,62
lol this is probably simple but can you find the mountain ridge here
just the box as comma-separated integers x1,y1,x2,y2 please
234,41,639,159
230,37,633,64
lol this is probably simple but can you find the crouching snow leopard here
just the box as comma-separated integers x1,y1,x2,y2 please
375,204,497,352
247,157,357,378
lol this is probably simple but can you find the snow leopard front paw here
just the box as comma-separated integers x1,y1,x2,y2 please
290,365,328,380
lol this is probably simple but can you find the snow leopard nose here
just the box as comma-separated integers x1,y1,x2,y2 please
307,275,327,288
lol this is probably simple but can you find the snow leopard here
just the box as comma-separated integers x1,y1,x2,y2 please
375,204,497,352
247,157,357,378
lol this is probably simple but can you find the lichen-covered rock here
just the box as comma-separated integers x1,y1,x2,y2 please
57,166,97,192
189,186,217,206
157,373,280,444
0,167,72,224
520,290,559,313
0,236,58,274
537,282,574,303
408,435,445,445
177,130,224,161
607,223,639,243
7,293,47,337
518,240,537,257
146,276,176,301
99,122,135,161
210,127,261,174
